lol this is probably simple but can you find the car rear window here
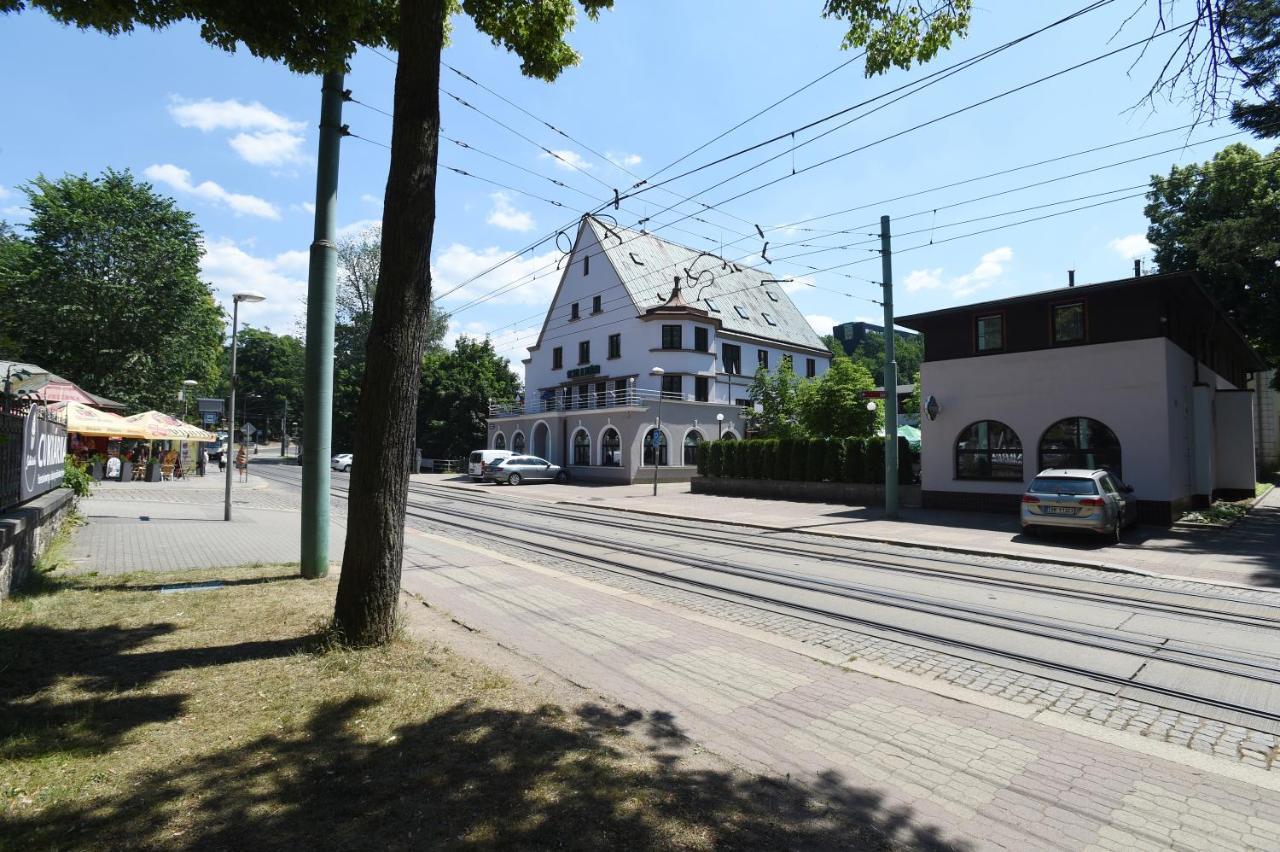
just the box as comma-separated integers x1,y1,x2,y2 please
1030,476,1099,495
470,452,483,463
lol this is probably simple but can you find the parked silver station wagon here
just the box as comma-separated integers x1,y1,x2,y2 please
484,455,567,486
1020,468,1137,542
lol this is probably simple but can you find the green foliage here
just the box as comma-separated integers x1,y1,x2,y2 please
845,331,923,388
761,439,779,480
822,0,972,76
797,356,880,439
708,441,724,478
903,370,922,421
865,437,886,484
790,439,808,482
418,336,519,458
235,327,304,436
745,360,805,439
827,438,847,483
1,169,223,411
1145,143,1280,379
844,437,865,484
805,439,826,482
62,455,92,497
1226,0,1280,138
746,440,763,479
695,441,709,476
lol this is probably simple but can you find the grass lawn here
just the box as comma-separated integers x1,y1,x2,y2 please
1,564,893,851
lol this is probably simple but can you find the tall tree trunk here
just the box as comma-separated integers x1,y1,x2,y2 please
332,0,444,646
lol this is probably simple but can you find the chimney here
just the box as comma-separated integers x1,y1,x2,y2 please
1068,269,1075,288
1134,259,1142,278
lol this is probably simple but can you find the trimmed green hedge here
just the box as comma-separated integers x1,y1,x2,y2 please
697,436,919,485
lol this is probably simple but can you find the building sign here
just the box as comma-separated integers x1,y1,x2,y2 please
566,364,601,379
21,406,68,502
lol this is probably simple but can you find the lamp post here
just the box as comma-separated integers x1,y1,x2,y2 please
650,367,665,497
180,379,198,420
225,291,266,521
716,412,724,440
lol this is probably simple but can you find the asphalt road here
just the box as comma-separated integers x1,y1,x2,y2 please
261,466,1280,736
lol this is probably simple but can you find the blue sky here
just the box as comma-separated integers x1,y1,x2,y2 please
1,2,1268,368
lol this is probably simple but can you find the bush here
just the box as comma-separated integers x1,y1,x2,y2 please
762,439,779,480
63,454,92,497
790,439,808,481
749,440,765,479
732,440,748,478
696,441,709,476
864,436,886,484
721,440,737,477
708,441,724,477
843,437,864,484
805,438,826,482
827,439,847,482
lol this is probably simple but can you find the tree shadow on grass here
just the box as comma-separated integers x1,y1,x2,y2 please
5,693,965,851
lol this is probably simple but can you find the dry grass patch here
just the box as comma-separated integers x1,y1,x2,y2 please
0,565,906,850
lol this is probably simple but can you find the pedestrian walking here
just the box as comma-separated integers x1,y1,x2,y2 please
236,445,248,483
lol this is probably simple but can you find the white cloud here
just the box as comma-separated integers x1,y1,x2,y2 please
1109,233,1154,260
167,97,307,167
360,193,382,207
337,219,381,239
781,274,813,294
293,202,317,215
903,247,1012,301
0,185,10,200
805,314,837,336
144,163,281,219
432,243,563,307
541,149,592,171
606,151,642,168
485,192,535,232
201,238,307,330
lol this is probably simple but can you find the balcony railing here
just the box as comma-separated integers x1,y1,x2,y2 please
488,387,702,418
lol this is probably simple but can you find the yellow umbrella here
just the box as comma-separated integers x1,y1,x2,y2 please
48,401,151,439
121,411,217,442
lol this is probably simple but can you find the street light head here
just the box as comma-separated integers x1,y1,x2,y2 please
650,367,665,376
866,401,878,412
233,291,267,303
716,413,725,422
182,379,199,387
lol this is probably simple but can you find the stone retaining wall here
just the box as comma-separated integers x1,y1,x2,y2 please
691,476,922,507
0,488,74,600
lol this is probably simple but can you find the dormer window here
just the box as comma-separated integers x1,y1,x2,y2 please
629,252,644,265
762,312,777,326
734,305,749,319
765,290,779,301
705,299,720,312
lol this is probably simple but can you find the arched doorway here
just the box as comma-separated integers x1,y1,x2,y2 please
493,432,506,451
512,431,526,454
683,430,704,466
600,427,621,466
572,429,591,466
532,421,550,459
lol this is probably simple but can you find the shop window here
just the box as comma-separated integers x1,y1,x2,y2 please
955,421,1023,480
601,428,621,466
643,429,668,466
661,324,682,350
722,343,742,375
572,430,591,465
975,314,1003,352
1052,302,1085,345
683,430,703,466
1039,417,1122,477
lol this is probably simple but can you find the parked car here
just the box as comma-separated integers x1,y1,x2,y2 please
484,455,567,486
468,449,508,482
1020,468,1136,542
331,453,353,472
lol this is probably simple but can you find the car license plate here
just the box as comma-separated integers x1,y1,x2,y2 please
1043,506,1077,515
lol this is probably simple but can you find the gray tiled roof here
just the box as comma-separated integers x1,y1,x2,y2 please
587,217,827,351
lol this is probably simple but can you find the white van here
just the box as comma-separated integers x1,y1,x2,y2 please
468,449,508,482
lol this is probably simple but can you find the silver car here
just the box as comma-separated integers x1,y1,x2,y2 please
1021,468,1137,542
484,455,567,486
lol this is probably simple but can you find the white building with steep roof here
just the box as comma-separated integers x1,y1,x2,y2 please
486,215,832,483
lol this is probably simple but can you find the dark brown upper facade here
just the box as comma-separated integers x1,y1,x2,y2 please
896,271,1266,389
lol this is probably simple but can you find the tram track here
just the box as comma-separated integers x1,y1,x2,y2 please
258,467,1280,730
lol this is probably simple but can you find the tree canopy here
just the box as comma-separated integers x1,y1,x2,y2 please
234,326,306,437
1145,142,1280,376
417,336,519,458
844,331,924,387
0,169,223,411
797,357,880,439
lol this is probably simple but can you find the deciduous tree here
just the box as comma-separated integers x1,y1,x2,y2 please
797,357,880,439
417,336,519,459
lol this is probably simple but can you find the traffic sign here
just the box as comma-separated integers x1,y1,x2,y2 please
243,421,257,436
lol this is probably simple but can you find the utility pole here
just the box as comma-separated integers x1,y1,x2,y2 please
280,397,289,457
301,71,345,580
880,215,899,520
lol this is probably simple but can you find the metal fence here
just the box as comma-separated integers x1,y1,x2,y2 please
0,411,24,511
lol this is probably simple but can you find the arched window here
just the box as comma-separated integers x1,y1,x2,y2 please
572,429,591,466
683,430,703,466
601,428,621,467
722,431,738,441
493,432,506,450
512,431,526,454
643,428,668,466
1039,417,1121,476
955,421,1023,480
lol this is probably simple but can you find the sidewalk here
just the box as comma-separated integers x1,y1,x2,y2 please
416,475,1280,590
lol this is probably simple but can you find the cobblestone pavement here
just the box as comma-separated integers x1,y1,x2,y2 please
399,509,1280,776
396,530,1280,851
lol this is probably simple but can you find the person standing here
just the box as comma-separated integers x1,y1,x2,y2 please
236,444,248,483
198,447,208,477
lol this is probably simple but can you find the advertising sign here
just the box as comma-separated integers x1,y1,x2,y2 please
21,406,68,502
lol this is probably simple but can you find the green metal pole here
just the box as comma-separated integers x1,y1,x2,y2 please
880,215,899,520
301,71,345,579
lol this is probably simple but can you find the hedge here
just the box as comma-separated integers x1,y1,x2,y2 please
696,436,919,485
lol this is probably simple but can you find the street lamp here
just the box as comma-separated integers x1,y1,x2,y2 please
650,367,665,496
716,412,724,440
181,379,198,420
225,290,265,522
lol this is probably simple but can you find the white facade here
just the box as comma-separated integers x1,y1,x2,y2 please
487,217,833,483
919,337,1256,521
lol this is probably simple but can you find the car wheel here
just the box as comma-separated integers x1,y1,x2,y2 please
554,471,568,483
507,472,522,486
1112,521,1122,544
343,465,350,472
471,477,483,483
1023,525,1039,538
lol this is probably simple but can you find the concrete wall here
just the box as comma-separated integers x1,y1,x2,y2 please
0,488,74,600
